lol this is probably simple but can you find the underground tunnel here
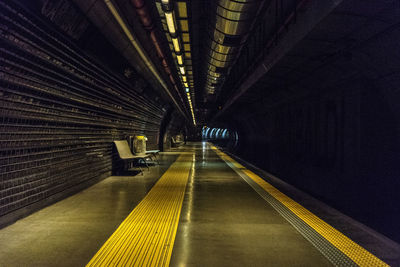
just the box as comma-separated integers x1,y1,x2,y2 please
0,0,400,266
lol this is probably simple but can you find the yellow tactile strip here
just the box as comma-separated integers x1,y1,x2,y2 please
211,145,389,267
87,153,193,267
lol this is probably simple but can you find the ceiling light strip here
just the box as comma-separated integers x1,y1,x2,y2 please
104,0,187,119
160,0,196,125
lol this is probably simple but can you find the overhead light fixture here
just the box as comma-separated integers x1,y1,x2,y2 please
165,12,176,35
177,54,184,65
172,37,181,53
157,0,195,125
104,0,187,119
179,66,185,75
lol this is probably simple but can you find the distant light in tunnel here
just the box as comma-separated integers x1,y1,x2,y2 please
179,66,185,75
222,129,228,138
185,87,189,93
215,128,221,138
202,127,235,141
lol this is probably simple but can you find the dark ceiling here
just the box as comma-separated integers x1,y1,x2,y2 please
221,0,400,117
64,0,400,127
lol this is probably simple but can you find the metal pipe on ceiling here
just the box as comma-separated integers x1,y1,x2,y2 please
103,0,187,119
130,0,188,116
203,0,266,97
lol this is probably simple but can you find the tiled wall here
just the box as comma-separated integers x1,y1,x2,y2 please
0,1,166,218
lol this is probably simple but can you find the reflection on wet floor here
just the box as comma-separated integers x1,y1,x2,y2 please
0,142,395,266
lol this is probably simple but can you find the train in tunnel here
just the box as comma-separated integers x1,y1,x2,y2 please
1,0,400,264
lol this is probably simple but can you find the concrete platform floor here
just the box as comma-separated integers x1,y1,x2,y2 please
170,144,330,266
0,143,397,266
0,153,179,267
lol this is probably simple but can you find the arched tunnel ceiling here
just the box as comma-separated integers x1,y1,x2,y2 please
69,0,400,127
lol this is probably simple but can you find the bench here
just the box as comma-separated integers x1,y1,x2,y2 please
171,136,184,147
145,149,160,164
113,140,152,173
130,135,160,164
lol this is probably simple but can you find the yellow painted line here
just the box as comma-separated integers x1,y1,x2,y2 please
87,153,193,267
210,145,389,267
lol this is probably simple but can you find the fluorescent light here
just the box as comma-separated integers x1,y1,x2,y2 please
165,12,176,34
184,82,189,87
172,37,181,53
177,54,184,65
186,88,189,92
179,66,185,75
161,0,169,4
182,76,187,82
104,0,186,119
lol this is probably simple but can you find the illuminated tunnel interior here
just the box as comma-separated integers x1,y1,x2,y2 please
1,0,400,265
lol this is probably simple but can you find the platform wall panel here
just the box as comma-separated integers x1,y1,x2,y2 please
0,1,165,218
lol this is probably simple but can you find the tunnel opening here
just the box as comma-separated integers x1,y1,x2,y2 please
202,126,239,149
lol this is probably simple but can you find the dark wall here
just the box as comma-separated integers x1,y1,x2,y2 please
219,2,400,243
227,69,400,243
225,78,400,242
0,1,168,223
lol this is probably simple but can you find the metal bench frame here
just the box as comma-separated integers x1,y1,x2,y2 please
113,140,152,174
